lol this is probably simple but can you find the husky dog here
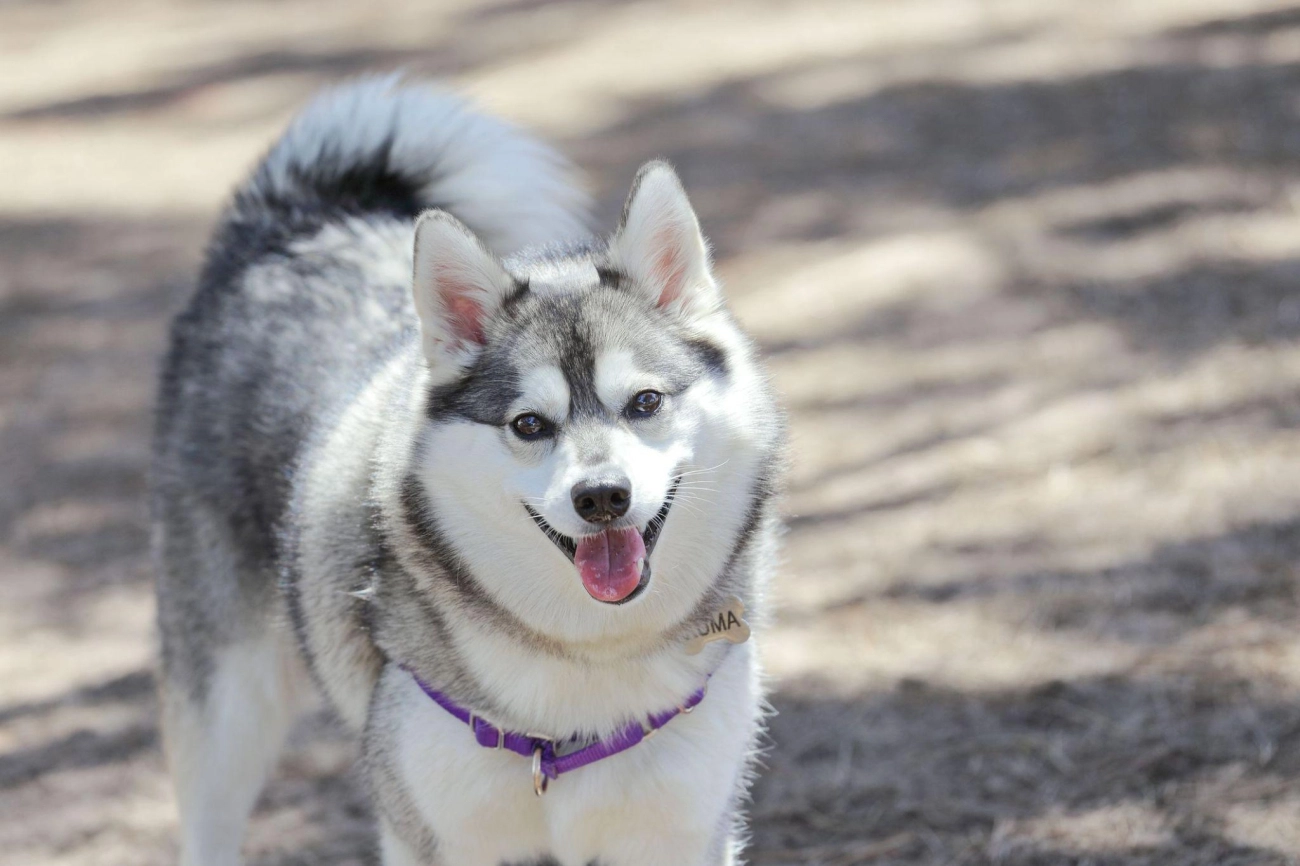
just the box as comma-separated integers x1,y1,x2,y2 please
153,77,784,866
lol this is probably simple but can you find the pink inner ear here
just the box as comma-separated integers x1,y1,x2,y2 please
650,226,687,307
446,294,486,344
437,266,487,345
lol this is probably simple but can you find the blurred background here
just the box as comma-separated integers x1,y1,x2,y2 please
4,1,1300,863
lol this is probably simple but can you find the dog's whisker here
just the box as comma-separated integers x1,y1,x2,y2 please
676,459,730,477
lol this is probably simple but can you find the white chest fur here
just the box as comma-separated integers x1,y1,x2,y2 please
371,646,757,866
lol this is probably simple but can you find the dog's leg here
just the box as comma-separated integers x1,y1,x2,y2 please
162,632,306,866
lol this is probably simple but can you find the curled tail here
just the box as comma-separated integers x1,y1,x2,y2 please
224,75,590,261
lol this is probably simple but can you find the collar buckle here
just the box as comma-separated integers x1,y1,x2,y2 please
469,712,504,749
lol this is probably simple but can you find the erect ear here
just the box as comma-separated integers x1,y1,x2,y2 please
412,210,517,368
608,161,720,319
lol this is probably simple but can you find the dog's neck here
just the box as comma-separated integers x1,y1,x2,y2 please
368,479,733,738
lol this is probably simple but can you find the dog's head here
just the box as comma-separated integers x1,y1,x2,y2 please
407,162,780,643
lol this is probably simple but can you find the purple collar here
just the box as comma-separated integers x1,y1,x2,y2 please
407,670,707,795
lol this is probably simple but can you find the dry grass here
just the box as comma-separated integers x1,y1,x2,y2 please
3,0,1300,863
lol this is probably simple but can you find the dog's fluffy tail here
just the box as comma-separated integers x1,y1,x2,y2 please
235,75,590,255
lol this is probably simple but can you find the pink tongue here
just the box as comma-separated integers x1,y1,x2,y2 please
574,526,646,602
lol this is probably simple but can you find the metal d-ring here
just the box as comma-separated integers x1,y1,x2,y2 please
532,746,549,796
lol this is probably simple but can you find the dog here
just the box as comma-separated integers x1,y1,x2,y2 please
153,76,785,866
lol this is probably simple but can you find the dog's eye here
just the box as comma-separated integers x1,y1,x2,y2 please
510,413,553,440
627,390,663,418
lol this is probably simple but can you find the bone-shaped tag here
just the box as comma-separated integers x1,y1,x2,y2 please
685,595,750,655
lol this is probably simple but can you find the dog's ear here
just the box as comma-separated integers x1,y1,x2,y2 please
609,161,720,320
412,210,517,371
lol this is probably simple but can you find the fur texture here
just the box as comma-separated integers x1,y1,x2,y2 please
153,77,784,866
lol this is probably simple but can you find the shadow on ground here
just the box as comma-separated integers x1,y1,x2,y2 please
757,671,1300,866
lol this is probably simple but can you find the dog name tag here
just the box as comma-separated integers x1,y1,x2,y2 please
685,595,750,655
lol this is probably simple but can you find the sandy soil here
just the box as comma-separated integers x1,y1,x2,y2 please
4,1,1300,863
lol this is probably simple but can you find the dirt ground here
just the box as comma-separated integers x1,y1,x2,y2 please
5,0,1300,863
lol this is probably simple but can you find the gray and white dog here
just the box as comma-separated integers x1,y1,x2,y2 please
153,77,785,866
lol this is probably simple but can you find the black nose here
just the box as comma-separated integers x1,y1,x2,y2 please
571,477,632,524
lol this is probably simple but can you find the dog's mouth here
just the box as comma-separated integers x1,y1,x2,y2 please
524,480,677,605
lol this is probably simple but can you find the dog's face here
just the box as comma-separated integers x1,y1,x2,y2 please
409,163,777,642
